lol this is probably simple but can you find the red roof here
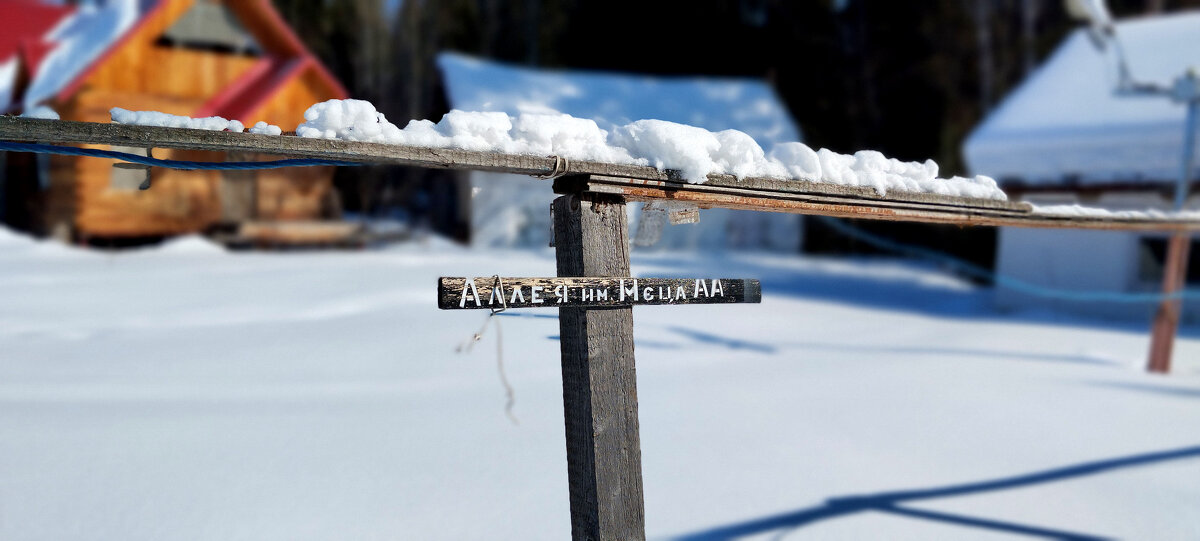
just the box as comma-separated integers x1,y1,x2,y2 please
196,0,348,119
0,0,346,118
54,0,347,116
0,1,74,73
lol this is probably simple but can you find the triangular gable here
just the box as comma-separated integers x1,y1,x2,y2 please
195,0,347,121
43,0,345,123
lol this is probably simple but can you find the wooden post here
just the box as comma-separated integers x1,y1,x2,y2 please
220,151,257,224
552,191,646,541
1148,233,1191,373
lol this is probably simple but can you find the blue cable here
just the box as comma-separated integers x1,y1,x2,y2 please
0,140,359,170
816,216,1200,303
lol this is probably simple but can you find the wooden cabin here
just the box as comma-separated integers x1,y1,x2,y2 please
964,12,1200,320
437,52,805,251
0,0,348,243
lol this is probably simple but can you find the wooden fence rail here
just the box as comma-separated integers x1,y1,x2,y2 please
3,117,1199,232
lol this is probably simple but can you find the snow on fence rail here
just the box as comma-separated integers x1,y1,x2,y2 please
3,116,1200,232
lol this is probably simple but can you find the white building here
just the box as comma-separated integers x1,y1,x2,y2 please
964,12,1200,320
438,52,804,251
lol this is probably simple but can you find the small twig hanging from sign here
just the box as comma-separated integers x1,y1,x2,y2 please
454,312,519,425
491,315,518,425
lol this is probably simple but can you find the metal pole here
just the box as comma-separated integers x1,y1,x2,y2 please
1173,97,1198,212
1147,94,1198,373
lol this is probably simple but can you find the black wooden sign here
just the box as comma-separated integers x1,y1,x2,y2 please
438,277,761,310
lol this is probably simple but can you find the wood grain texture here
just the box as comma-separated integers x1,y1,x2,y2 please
220,152,256,222
437,277,760,309
553,193,646,541
571,177,1200,232
8,117,1200,231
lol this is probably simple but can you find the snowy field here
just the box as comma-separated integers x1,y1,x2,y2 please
1,229,1199,540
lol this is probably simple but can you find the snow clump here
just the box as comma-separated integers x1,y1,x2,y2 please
248,122,283,136
21,106,60,120
110,108,245,132
296,99,642,164
296,99,1005,200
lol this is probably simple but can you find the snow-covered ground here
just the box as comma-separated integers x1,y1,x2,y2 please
1,229,1199,540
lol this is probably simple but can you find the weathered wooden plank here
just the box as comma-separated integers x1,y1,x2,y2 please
1,116,1016,209
0,117,1019,208
578,179,1200,232
7,117,1200,231
219,151,256,223
568,175,1034,221
553,192,646,541
671,174,1028,212
574,174,1032,214
0,117,559,175
437,277,759,309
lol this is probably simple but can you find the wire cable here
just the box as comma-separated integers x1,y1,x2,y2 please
816,216,1200,303
0,140,358,170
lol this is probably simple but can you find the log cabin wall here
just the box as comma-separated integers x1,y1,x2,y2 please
40,0,344,241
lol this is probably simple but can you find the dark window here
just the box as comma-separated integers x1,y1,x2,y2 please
155,0,261,55
1138,237,1200,284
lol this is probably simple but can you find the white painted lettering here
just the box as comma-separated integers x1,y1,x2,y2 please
596,288,608,301
582,288,593,302
459,279,482,308
531,285,544,304
675,285,686,301
620,279,638,301
695,278,709,298
510,286,525,304
488,284,504,306
711,279,724,297
643,287,654,301
555,285,566,304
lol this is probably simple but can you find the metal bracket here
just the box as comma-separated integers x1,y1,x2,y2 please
535,155,570,180
112,147,154,190
490,275,508,314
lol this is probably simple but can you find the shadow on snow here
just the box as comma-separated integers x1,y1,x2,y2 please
669,444,1200,541
632,253,1200,339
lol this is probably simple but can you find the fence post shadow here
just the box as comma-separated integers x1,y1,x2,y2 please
671,444,1200,541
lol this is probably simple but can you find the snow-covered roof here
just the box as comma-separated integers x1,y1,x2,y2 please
0,0,143,113
0,0,346,119
964,12,1200,186
437,52,801,148
23,0,142,108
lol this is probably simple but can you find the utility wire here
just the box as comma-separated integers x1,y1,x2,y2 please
0,141,358,170
817,216,1200,303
